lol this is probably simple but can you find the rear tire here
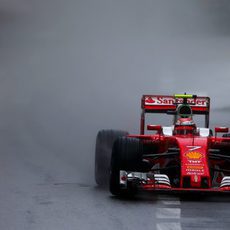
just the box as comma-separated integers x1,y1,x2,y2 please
110,137,149,196
95,130,128,186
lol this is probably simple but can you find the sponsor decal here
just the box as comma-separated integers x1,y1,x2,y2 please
145,97,155,104
188,160,202,164
185,151,203,160
186,165,204,170
184,162,206,176
187,172,203,175
186,168,204,175
186,168,204,172
144,96,208,107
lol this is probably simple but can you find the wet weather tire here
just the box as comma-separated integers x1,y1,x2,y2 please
109,137,146,196
95,130,128,186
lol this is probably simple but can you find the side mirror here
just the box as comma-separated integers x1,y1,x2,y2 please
147,125,162,133
215,127,229,133
215,127,229,140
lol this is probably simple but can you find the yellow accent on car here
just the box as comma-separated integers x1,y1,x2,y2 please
185,151,202,160
174,94,194,99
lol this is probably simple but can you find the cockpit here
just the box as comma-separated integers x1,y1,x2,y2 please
173,125,197,136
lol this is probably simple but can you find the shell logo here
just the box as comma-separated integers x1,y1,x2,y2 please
185,151,202,160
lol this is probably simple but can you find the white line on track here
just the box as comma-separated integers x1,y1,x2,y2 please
156,208,181,219
156,196,182,230
157,223,182,230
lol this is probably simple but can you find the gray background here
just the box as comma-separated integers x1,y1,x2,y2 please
1,0,230,229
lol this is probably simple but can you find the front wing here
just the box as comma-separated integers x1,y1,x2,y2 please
119,170,230,194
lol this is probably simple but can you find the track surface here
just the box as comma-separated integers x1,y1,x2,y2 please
1,1,230,229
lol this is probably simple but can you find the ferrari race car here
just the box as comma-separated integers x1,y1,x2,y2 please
95,94,230,196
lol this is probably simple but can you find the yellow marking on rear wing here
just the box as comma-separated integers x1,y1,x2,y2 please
174,94,196,99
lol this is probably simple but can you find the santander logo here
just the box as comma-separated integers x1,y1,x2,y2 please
145,97,155,103
145,96,207,107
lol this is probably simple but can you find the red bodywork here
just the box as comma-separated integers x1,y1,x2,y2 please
125,95,230,193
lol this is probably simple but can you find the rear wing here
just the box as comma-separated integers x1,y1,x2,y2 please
140,95,210,134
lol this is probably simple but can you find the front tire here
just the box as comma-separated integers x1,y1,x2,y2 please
109,137,148,196
95,130,128,186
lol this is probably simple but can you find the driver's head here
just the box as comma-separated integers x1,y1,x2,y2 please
174,117,197,135
175,117,195,126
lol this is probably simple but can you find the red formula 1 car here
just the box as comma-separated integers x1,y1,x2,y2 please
95,94,230,196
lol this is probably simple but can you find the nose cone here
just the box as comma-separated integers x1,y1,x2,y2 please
176,137,211,188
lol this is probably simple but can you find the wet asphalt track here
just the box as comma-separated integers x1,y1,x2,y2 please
1,0,230,229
